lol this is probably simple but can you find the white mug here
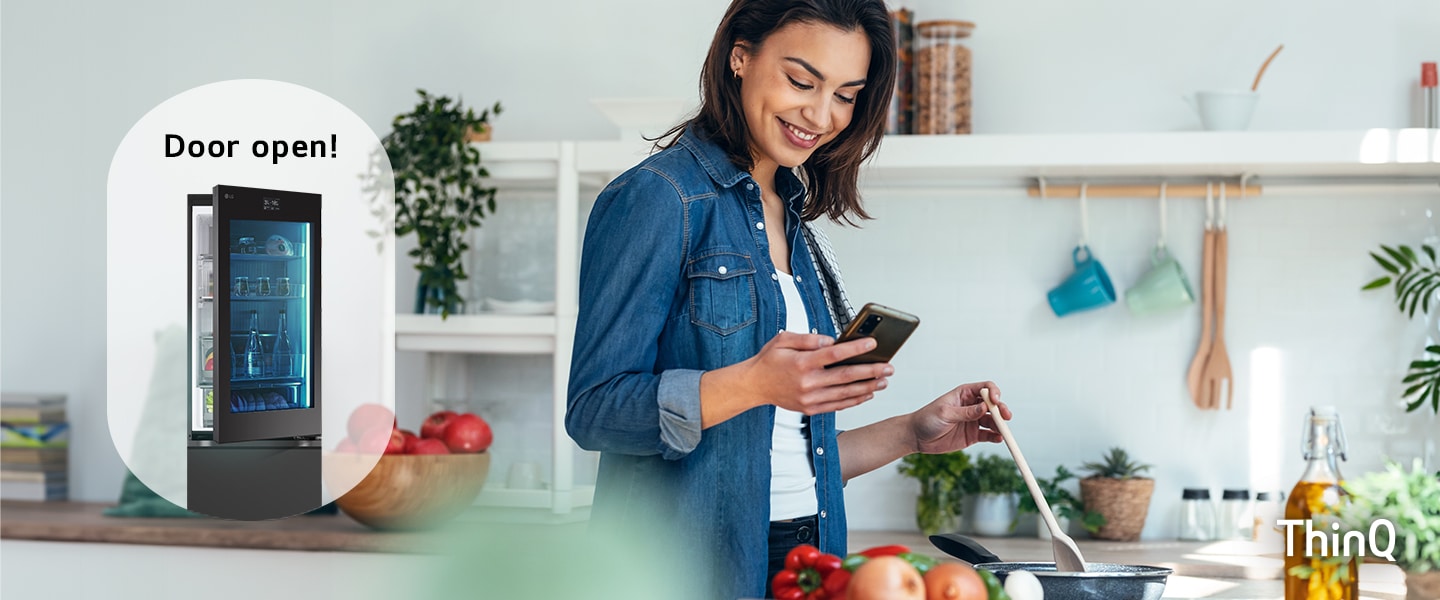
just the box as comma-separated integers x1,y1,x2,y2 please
1185,90,1259,131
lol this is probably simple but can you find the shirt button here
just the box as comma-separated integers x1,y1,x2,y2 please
771,272,779,281
718,266,728,275
746,183,754,191
820,510,827,519
810,328,817,334
795,276,802,283
756,222,765,230
815,447,824,456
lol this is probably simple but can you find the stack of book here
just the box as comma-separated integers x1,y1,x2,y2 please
1,393,68,501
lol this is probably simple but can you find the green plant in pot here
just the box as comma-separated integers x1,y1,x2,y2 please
1311,460,1440,600
1079,447,1154,541
898,450,971,536
385,89,503,318
1363,243,1440,414
1017,464,1106,539
960,453,1024,537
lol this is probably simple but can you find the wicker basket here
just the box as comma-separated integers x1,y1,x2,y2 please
1409,570,1440,600
1080,477,1155,541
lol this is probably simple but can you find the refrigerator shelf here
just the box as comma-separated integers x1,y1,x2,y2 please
228,295,305,302
230,375,305,386
229,253,303,262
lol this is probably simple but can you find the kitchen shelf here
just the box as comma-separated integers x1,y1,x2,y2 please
571,129,1440,183
395,314,558,354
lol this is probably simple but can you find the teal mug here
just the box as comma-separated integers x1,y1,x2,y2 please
1125,247,1195,315
1047,246,1116,317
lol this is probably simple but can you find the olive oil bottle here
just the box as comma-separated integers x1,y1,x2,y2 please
1284,406,1359,600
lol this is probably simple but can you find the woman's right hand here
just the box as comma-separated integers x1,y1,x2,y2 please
741,331,892,415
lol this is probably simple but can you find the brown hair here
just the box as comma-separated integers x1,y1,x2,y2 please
657,0,896,226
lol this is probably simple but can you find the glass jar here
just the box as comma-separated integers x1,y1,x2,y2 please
1253,491,1286,547
1178,487,1215,541
886,7,916,134
914,19,975,134
1219,489,1252,540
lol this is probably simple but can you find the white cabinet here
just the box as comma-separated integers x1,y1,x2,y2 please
396,129,1439,520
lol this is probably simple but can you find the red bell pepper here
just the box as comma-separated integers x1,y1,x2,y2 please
773,544,843,600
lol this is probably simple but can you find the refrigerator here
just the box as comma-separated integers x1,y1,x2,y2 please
187,185,322,519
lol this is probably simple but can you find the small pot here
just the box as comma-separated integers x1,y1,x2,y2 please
1081,477,1154,541
1409,570,1440,600
971,492,1019,537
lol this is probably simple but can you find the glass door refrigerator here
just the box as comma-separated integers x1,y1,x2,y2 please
188,185,321,519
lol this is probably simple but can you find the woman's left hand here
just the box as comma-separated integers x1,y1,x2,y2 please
908,381,1011,454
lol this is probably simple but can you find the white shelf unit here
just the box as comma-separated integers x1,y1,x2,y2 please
398,129,1439,520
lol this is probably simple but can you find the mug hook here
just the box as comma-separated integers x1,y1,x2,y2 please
1157,181,1169,251
1078,182,1091,248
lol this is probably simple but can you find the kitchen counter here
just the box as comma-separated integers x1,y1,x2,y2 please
3,502,1411,599
0,500,439,553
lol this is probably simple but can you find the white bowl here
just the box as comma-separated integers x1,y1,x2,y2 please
589,97,694,140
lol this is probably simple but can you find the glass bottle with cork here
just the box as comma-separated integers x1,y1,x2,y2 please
1284,406,1358,600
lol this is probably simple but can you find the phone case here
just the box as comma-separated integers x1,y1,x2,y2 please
831,303,920,366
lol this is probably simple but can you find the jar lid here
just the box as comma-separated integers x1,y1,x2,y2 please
1256,491,1279,501
916,20,976,38
1222,489,1250,500
1181,488,1211,500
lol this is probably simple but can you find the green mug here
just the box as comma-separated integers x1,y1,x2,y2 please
1125,247,1195,315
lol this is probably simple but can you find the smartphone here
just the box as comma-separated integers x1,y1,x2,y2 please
828,303,920,367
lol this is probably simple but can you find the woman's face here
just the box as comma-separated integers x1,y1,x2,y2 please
731,21,870,171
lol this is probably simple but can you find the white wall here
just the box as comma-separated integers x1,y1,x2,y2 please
3,0,1438,538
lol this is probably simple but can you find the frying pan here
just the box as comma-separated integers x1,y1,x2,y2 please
929,533,1173,600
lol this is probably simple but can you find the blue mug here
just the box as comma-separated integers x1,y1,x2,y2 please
1048,246,1117,317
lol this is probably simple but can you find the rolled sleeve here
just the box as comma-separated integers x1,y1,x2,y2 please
656,369,703,459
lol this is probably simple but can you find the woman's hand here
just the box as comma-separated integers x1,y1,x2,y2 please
727,331,892,417
908,381,1011,454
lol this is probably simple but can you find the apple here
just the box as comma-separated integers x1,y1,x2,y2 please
443,413,493,453
410,438,450,455
348,403,395,442
420,410,458,440
399,429,420,454
358,425,392,455
335,438,357,453
384,428,406,455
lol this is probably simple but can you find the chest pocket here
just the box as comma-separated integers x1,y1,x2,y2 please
686,251,758,336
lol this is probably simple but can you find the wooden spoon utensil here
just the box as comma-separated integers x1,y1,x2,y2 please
1186,224,1217,409
981,388,1088,572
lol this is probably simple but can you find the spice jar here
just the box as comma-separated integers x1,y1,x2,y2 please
914,19,974,134
886,7,916,134
1219,489,1253,540
1178,488,1216,541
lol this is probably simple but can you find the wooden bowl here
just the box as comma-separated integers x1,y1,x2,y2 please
334,452,490,530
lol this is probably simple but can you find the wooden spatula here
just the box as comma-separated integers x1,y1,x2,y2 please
980,388,1087,572
1204,228,1234,409
1186,226,1217,409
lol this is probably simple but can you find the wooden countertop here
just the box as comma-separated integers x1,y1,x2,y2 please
0,500,437,553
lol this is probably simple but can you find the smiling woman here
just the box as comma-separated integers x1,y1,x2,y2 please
565,2,1012,599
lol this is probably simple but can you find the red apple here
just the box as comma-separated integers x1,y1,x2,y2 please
410,438,450,455
420,410,458,440
443,413,493,453
384,428,407,455
347,403,395,442
399,429,420,454
335,438,357,453
358,425,391,455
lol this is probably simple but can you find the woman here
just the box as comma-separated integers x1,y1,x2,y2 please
566,1,1012,597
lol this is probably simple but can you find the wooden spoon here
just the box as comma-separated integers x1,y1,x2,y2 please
980,388,1087,572
1251,44,1285,92
1206,228,1234,409
1186,225,1216,409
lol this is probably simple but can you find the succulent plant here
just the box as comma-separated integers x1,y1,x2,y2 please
1080,447,1153,480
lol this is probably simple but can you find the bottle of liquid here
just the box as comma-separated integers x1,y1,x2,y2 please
1422,62,1437,129
273,309,292,377
244,310,263,378
1284,406,1358,600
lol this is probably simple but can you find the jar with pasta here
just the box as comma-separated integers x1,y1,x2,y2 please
915,20,974,134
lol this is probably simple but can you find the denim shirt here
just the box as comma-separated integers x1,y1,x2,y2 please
566,128,848,599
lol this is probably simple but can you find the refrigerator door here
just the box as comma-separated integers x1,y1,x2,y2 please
213,185,321,444
189,195,216,437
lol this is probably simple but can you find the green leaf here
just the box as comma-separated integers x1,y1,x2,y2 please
1383,245,1413,270
1362,276,1392,290
1428,345,1440,354
1372,252,1400,275
1425,245,1437,264
1408,360,1440,369
1400,244,1420,265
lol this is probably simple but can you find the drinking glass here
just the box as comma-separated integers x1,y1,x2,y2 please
233,276,250,297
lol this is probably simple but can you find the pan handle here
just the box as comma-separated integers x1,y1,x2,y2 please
928,532,1003,565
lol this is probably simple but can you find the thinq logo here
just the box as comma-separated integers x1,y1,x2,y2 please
1277,518,1398,561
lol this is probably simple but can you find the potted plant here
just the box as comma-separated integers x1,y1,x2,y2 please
960,453,1024,537
385,89,504,318
1316,460,1440,600
1362,243,1440,415
898,451,971,535
1079,447,1155,541
1017,465,1106,539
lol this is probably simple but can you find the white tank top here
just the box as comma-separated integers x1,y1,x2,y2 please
771,270,819,520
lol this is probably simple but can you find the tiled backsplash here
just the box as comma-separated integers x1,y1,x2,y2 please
397,189,1439,538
